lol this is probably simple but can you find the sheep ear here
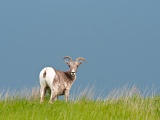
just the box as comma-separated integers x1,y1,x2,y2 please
78,62,83,65
65,61,69,65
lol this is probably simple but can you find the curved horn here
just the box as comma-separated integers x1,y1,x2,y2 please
76,57,87,62
63,56,73,61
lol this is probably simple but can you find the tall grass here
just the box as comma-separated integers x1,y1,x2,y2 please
0,85,160,120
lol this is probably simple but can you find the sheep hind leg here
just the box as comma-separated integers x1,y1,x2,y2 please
49,89,57,104
40,86,46,103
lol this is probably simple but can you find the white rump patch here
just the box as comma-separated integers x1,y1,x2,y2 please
39,67,56,88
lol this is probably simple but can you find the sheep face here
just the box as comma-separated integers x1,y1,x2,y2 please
64,56,86,77
66,61,81,77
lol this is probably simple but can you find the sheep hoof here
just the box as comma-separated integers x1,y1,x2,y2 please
49,101,53,104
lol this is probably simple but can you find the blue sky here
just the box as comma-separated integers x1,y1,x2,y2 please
0,0,160,95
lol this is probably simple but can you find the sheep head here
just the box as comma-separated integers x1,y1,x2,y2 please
63,56,86,77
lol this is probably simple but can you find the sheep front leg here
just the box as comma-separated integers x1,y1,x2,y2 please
65,90,69,102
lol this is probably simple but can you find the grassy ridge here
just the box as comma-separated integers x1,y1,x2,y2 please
0,86,160,120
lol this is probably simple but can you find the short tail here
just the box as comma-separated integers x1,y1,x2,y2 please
43,70,47,78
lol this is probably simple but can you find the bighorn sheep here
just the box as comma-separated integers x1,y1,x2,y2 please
39,56,86,103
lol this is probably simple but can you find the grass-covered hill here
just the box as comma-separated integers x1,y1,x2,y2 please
0,86,160,120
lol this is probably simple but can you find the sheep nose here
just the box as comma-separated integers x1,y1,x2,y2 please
71,72,76,76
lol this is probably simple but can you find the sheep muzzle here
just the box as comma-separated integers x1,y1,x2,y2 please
71,72,76,76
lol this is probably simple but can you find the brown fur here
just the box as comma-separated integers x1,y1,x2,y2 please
53,70,75,96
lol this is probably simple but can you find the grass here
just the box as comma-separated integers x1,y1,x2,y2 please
0,85,160,120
